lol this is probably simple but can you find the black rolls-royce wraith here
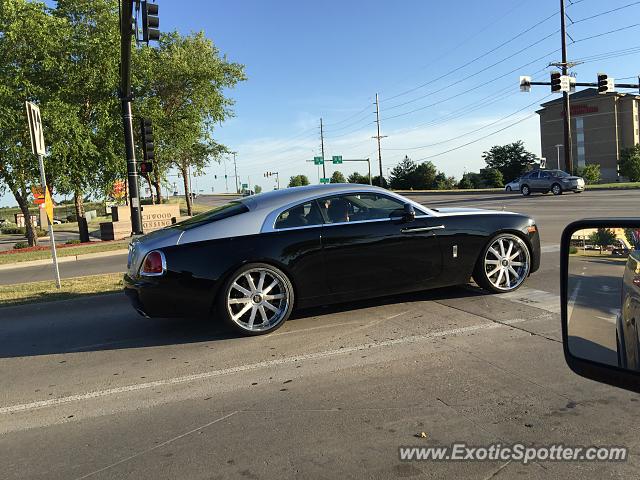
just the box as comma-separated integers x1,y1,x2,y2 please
124,184,540,335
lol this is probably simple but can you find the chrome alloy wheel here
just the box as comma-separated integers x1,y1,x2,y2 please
226,267,290,332
483,235,530,291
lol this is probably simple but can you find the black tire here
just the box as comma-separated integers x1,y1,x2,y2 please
505,186,512,192
551,183,563,195
217,262,295,336
521,184,530,196
473,233,532,294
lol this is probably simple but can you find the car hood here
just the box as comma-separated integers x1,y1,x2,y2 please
432,207,517,216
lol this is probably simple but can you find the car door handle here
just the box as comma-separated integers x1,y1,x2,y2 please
401,225,445,234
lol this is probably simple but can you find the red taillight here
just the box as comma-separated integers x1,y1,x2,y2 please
141,251,164,276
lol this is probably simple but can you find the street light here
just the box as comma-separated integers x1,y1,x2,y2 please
554,144,563,170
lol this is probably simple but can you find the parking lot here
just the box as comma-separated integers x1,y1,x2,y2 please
2,189,640,479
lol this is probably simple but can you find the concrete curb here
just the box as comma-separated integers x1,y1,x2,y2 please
0,248,128,271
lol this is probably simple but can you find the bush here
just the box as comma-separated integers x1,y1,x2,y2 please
619,145,640,181
13,242,29,250
66,214,77,223
1,226,46,237
580,164,601,184
1,226,23,234
569,246,578,254
65,239,81,245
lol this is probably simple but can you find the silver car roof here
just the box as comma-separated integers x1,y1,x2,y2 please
176,184,433,244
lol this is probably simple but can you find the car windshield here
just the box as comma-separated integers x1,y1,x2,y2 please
173,202,249,230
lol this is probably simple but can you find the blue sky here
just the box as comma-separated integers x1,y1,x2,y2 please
4,0,640,204
164,0,640,192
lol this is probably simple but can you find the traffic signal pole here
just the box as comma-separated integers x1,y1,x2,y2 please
120,0,143,235
560,0,573,174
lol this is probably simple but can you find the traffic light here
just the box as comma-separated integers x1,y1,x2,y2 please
550,72,562,92
139,118,155,175
142,1,159,43
214,175,217,179
597,73,614,94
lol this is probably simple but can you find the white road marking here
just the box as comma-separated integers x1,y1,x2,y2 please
0,318,529,415
500,287,561,314
74,411,238,480
567,279,582,325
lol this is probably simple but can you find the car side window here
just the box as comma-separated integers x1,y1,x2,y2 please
540,171,550,179
275,201,323,229
318,193,405,224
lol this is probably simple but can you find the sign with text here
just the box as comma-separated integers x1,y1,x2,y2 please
25,101,46,156
332,155,343,164
314,156,324,165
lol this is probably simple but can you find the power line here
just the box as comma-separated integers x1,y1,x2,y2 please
570,1,640,24
411,113,538,162
381,0,530,101
571,23,640,43
382,4,555,103
385,94,552,152
381,47,560,122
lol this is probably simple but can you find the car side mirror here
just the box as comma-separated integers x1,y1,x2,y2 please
561,219,640,393
402,203,415,223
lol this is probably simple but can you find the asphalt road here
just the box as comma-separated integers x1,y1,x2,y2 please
567,255,627,367
2,189,640,479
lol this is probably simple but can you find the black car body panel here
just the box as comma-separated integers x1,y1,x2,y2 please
616,250,640,370
124,190,540,319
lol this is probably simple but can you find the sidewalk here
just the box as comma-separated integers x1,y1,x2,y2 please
0,248,128,271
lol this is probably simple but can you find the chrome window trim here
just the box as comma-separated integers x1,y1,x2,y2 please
139,250,167,277
261,189,432,233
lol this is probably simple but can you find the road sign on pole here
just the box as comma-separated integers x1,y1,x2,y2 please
314,156,324,165
332,155,343,164
320,178,330,184
25,101,61,289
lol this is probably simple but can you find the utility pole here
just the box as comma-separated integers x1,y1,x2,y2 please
119,0,143,235
232,151,239,193
559,0,573,174
320,118,326,180
372,93,387,187
224,158,229,193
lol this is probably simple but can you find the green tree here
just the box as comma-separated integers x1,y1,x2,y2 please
435,173,457,190
254,185,262,194
371,175,387,188
288,175,310,187
330,171,346,183
579,164,601,184
482,141,537,182
458,174,473,189
619,145,640,182
347,172,370,184
410,161,438,189
480,168,504,188
589,228,617,254
388,156,417,190
47,0,123,223
624,228,640,249
133,32,245,215
0,0,68,245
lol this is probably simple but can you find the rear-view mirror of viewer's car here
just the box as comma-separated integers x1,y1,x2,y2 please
561,219,640,393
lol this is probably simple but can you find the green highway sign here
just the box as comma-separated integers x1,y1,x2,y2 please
242,183,248,189
314,156,324,165
332,155,343,164
320,178,330,184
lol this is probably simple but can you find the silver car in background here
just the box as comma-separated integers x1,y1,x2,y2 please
504,177,520,192
520,169,585,196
